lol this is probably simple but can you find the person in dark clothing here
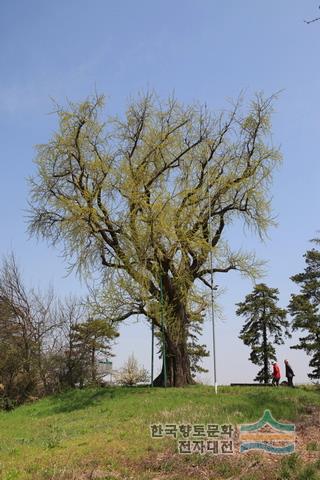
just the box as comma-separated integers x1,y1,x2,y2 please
284,359,295,387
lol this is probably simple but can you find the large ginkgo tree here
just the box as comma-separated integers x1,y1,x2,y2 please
28,92,280,386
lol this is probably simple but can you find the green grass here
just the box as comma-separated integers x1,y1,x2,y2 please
0,385,319,479
278,454,320,480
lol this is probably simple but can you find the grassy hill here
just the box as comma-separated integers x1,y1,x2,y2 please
0,385,319,480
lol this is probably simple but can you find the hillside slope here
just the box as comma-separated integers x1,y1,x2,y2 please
0,385,319,479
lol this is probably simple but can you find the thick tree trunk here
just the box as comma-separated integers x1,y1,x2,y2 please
153,274,196,387
153,334,195,387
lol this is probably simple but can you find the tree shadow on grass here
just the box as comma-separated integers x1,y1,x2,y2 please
37,386,153,416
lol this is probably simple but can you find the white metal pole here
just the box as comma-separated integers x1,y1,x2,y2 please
207,164,218,394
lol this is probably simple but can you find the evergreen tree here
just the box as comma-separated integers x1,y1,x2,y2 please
236,283,289,383
288,239,320,381
72,318,118,383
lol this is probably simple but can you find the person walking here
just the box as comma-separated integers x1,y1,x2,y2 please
272,361,281,386
284,359,295,387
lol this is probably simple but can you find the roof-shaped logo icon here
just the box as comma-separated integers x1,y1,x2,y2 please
239,409,296,454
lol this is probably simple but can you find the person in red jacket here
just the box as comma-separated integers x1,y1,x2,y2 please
272,361,281,386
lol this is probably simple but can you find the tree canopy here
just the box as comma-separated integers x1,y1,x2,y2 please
28,91,281,386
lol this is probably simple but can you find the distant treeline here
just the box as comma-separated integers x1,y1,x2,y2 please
0,254,117,409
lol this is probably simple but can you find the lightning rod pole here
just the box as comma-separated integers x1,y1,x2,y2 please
207,164,218,394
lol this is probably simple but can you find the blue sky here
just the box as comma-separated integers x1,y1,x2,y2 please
1,0,320,384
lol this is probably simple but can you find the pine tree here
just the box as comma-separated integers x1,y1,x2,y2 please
236,283,289,383
72,319,118,384
288,239,320,382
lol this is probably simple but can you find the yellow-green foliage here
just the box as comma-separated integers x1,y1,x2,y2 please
28,92,281,350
